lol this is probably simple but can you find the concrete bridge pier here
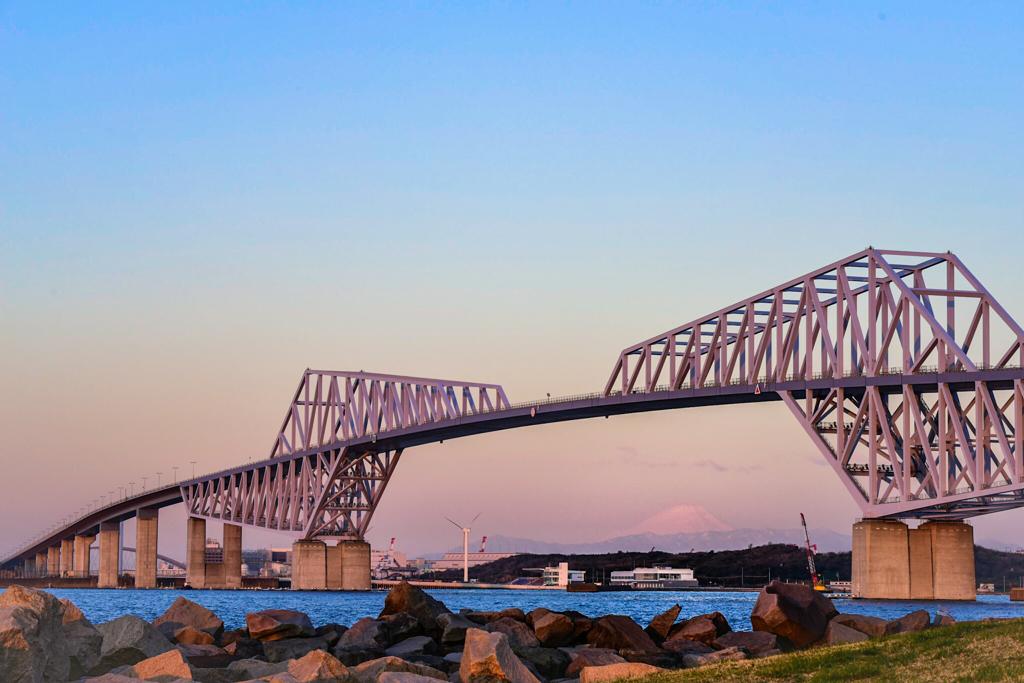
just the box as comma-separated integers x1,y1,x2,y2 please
60,539,74,577
34,552,47,577
47,546,60,578
98,522,120,588
74,535,94,579
292,539,370,590
852,520,976,600
186,517,206,588
136,509,159,589
224,523,242,589
24,558,35,578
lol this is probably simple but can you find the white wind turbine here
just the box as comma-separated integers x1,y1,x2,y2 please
445,512,481,583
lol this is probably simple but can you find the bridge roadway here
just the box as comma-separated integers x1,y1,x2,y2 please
7,366,1023,570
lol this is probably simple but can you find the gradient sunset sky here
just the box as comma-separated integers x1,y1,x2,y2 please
2,3,1023,558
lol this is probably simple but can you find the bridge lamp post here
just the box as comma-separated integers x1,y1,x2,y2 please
190,461,196,479
109,491,114,504
172,467,178,484
156,472,162,487
100,496,105,507
142,477,147,492
129,482,134,497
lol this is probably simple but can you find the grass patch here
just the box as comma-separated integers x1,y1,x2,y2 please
640,619,1024,683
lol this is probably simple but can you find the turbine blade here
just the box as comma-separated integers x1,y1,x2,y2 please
444,517,464,530
470,511,482,525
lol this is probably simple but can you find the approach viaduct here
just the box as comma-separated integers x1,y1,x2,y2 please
5,248,1024,599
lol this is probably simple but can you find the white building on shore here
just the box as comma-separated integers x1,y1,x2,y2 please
610,566,698,588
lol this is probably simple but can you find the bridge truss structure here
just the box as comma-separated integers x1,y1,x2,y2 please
6,248,1024,566
605,249,1024,519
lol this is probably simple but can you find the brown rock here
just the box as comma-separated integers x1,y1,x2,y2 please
379,673,448,683
512,647,572,679
832,614,897,638
176,641,227,658
264,636,331,663
486,618,540,648
61,597,103,679
617,649,680,668
659,639,714,655
381,613,422,645
525,609,551,629
338,618,391,652
436,613,478,647
123,649,195,680
814,621,869,647
287,648,356,683
933,613,956,628
891,610,931,634
562,648,626,678
0,586,71,683
222,636,262,658
586,616,658,652
713,630,778,654
152,596,225,643
174,625,216,645
460,629,540,683
464,612,502,625
499,609,527,624
682,646,746,667
666,612,731,645
532,612,574,648
561,611,593,643
379,583,452,640
645,604,681,640
352,655,448,683
579,662,662,683
385,635,440,658
246,609,316,642
750,581,837,649
93,614,175,674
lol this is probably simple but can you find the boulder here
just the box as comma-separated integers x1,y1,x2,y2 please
352,655,448,683
227,657,287,680
511,647,571,680
222,636,262,659
436,614,478,647
578,662,662,683
61,597,104,679
264,636,331,663
401,655,449,673
337,618,391,652
531,613,572,648
891,610,931,634
152,597,225,643
814,621,869,648
78,675,153,683
285,649,355,683
516,657,546,683
386,636,440,658
379,673,448,683
617,649,680,668
460,629,540,683
122,649,195,680
832,614,897,638
562,648,626,678
586,616,658,652
334,651,383,668
176,641,229,659
463,612,501,626
933,613,956,628
93,614,175,674
666,612,730,645
645,604,680,641
0,585,71,683
750,581,838,649
524,609,550,629
658,639,714,655
682,646,746,667
497,610,527,624
380,613,422,645
175,626,216,645
713,630,778,654
246,610,316,642
560,612,593,644
486,618,539,649
379,583,452,640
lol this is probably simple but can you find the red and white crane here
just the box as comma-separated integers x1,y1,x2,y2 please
800,513,825,591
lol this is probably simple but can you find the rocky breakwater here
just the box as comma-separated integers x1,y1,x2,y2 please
0,580,964,683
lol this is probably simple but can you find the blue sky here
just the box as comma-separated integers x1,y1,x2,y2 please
2,2,1023,556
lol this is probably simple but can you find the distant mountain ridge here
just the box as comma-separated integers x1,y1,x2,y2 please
443,527,853,556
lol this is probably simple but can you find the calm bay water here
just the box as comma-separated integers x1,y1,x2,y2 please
46,588,1024,632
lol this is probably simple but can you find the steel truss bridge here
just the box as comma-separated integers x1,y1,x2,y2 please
6,248,1024,568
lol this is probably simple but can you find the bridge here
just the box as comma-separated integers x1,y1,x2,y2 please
4,248,1023,599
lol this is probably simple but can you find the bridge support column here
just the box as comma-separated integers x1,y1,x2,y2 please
98,522,120,588
291,541,327,590
186,517,206,589
35,552,48,577
47,546,60,578
60,539,74,577
224,524,242,590
74,535,94,578
136,509,159,589
24,558,35,578
326,544,342,590
340,541,371,590
852,520,976,600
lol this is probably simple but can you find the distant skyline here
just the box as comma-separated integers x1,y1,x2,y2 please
2,3,1023,559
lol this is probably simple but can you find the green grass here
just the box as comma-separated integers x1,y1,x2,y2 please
638,619,1024,683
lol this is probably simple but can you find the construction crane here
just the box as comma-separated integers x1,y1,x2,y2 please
800,513,826,591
